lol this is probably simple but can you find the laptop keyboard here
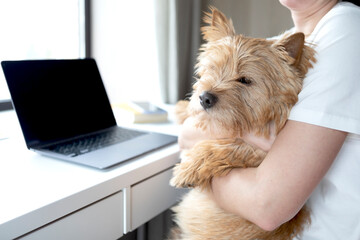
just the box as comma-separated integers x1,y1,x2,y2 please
47,128,146,157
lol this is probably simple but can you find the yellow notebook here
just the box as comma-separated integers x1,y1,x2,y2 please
112,101,168,123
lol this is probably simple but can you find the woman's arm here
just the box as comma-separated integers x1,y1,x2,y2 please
211,120,347,231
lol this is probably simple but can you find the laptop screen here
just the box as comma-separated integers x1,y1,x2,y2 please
2,59,117,148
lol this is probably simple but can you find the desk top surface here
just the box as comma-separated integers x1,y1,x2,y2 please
0,109,180,239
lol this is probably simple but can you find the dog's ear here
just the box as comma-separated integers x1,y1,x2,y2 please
201,6,236,42
274,32,305,66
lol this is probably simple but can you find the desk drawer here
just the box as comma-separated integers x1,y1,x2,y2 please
131,168,187,230
20,191,123,240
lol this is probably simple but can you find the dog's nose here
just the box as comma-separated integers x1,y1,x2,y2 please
199,91,218,109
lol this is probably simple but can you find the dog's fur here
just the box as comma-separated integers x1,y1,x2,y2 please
169,7,316,240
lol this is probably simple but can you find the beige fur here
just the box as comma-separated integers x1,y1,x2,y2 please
170,7,316,240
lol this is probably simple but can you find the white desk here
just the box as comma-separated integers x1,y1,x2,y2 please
0,110,186,240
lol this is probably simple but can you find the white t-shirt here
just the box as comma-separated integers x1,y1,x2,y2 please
287,2,360,239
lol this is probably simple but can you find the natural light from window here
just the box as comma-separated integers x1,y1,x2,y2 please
91,0,161,104
0,0,82,101
0,0,161,105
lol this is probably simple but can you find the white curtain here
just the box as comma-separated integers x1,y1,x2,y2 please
119,1,204,239
140,1,203,239
154,0,203,104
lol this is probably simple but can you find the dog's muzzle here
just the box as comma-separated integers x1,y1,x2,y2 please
199,91,218,110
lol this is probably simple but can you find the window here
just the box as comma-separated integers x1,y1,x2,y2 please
0,0,85,101
0,0,161,109
91,0,161,104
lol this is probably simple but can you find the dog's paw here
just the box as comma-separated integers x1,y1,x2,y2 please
170,153,198,188
170,163,195,188
174,100,190,124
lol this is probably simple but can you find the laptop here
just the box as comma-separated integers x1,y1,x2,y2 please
1,59,177,169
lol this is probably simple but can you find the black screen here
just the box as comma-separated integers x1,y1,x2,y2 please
2,59,117,148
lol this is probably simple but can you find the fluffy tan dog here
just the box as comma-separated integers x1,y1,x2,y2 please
170,7,316,240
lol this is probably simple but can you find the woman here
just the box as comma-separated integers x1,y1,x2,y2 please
179,0,360,238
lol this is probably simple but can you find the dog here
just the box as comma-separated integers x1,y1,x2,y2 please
169,7,316,240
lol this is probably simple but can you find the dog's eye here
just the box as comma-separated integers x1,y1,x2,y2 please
237,77,252,85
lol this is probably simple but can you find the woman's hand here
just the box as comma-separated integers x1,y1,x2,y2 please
178,117,212,150
179,117,277,152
